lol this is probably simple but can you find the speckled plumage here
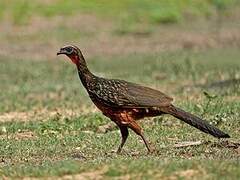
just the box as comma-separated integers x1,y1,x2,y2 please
87,77,173,108
57,45,230,153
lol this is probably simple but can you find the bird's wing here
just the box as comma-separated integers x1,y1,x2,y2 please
121,81,173,108
90,79,173,108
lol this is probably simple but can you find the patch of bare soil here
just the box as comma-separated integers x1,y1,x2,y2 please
0,106,97,123
173,169,202,179
0,131,37,140
0,14,240,61
18,167,108,180
60,167,107,180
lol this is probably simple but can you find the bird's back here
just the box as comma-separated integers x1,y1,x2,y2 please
87,77,173,109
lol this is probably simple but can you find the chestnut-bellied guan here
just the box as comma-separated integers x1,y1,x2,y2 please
57,45,230,153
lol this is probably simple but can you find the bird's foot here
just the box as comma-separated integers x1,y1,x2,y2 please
147,149,154,155
116,148,123,154
147,145,156,155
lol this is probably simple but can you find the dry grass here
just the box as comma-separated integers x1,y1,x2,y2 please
1,13,240,61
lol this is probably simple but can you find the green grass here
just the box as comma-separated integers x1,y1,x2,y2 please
0,1,240,178
0,48,239,179
1,48,239,112
1,0,239,25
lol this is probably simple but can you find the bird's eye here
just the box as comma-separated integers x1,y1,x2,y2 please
65,47,73,53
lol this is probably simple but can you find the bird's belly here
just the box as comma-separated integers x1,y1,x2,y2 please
92,99,162,126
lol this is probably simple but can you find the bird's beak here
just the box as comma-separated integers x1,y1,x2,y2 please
57,49,66,56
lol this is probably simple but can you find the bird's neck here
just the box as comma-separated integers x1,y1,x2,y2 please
72,53,94,88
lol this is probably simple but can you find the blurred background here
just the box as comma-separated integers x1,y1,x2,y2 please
1,0,240,59
1,0,240,113
0,1,240,178
0,0,240,117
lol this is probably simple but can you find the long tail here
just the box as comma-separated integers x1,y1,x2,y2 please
162,105,230,138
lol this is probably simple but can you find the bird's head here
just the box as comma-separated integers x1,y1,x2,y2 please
57,45,83,65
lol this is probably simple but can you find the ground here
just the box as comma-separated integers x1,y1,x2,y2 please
0,1,240,179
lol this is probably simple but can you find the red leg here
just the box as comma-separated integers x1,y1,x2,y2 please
128,121,152,153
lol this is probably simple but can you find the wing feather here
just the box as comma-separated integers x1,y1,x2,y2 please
89,78,173,108
122,82,173,108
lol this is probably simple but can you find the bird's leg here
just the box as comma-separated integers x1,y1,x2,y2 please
117,126,129,153
128,121,152,153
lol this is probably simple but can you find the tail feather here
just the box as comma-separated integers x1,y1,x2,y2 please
163,105,230,138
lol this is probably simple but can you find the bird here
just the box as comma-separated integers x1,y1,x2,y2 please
57,45,230,153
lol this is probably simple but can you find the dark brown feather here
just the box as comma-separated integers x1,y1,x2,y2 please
87,78,173,108
124,81,173,108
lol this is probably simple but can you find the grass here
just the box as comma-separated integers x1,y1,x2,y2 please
0,48,239,179
1,0,239,25
1,48,240,112
0,1,240,179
